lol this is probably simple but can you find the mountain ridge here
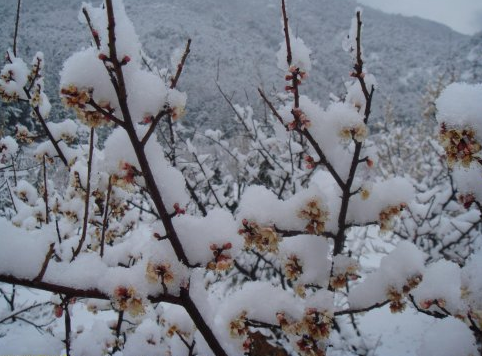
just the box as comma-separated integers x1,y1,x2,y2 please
0,0,477,129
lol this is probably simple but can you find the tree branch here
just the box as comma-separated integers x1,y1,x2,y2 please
170,39,191,89
34,243,55,282
100,176,112,258
334,300,390,316
12,0,21,57
71,128,95,261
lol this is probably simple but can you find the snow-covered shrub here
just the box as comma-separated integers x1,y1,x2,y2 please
0,1,480,356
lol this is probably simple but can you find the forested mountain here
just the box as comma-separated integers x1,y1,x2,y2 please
0,0,478,128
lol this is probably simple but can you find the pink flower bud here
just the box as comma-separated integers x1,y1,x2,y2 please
288,66,298,73
54,305,63,318
121,55,131,65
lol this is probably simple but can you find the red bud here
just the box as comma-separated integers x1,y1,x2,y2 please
54,305,63,318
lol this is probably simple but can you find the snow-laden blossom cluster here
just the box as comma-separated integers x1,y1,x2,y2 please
436,83,482,203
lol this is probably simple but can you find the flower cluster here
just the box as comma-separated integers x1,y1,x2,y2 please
439,124,481,168
173,203,186,216
62,208,79,223
108,194,128,218
0,137,17,164
339,123,368,142
359,186,370,200
458,193,476,209
53,304,63,318
304,155,316,170
0,68,20,102
166,323,191,340
34,151,54,164
146,261,174,285
239,219,281,253
29,86,44,109
28,56,42,81
229,311,248,338
104,227,122,244
379,203,407,232
285,254,303,281
171,105,185,121
112,286,145,316
386,287,405,313
15,187,33,205
298,199,329,235
468,309,482,331
330,256,359,290
111,161,140,189
288,108,311,131
207,242,234,272
419,298,446,310
461,286,482,328
277,308,332,356
386,274,422,313
60,84,112,127
53,298,76,319
284,65,307,93
60,84,90,108
70,171,86,195
15,124,35,144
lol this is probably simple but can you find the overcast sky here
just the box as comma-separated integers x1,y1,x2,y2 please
357,0,482,35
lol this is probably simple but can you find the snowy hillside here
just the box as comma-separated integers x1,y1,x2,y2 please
0,0,474,128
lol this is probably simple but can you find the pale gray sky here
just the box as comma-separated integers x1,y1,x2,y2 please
357,0,482,35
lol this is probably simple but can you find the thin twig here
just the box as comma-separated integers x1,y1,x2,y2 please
170,39,191,89
82,7,101,49
281,0,292,66
184,179,208,217
6,47,70,166
408,294,447,319
71,128,95,261
334,300,390,316
140,109,169,146
333,11,374,255
15,316,54,333
43,155,49,224
112,310,124,353
218,83,283,171
6,180,17,214
191,150,223,208
34,243,55,282
0,273,183,305
0,301,51,324
13,0,21,57
258,88,345,189
63,297,72,356
11,156,17,186
29,97,69,166
100,176,112,258
87,98,125,127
